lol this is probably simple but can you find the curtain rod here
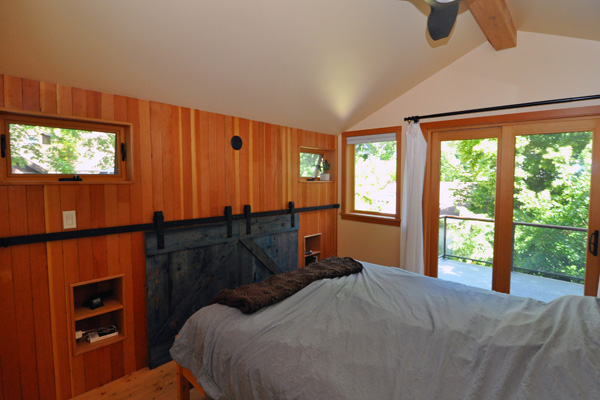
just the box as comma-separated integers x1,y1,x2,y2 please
404,94,600,123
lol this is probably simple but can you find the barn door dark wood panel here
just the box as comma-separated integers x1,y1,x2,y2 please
145,214,299,368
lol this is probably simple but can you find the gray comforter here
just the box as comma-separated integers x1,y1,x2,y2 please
170,262,600,400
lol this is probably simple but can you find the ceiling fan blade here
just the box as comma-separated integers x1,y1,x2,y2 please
427,2,459,41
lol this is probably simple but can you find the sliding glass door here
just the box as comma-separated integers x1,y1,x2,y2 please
428,118,600,301
436,129,500,291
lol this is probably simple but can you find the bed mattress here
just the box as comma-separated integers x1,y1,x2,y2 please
170,262,600,400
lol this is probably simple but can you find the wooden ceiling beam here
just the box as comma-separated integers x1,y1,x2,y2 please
467,0,517,51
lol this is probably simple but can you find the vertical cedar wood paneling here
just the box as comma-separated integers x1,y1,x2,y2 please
0,73,337,399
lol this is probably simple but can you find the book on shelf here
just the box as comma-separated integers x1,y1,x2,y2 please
87,330,119,343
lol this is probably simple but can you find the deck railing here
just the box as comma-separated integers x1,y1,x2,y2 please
439,215,586,284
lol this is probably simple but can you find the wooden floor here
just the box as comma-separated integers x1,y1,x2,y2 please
71,361,205,400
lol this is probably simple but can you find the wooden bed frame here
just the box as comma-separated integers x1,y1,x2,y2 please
176,362,206,400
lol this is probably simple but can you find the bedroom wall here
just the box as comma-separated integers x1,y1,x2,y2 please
338,32,600,268
0,73,337,400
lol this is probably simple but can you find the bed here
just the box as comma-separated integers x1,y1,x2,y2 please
170,259,600,400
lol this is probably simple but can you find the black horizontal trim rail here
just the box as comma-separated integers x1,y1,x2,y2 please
0,202,339,249
404,94,600,123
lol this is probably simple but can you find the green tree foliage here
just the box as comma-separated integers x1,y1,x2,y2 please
441,131,592,282
354,141,396,213
9,124,116,174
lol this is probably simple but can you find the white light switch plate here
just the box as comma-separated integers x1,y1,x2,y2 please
63,210,77,229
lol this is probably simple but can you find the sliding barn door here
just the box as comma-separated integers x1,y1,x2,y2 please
145,214,299,368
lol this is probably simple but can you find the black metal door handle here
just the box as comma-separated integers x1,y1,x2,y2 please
588,230,598,256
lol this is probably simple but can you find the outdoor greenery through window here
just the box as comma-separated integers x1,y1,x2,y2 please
300,152,323,178
9,123,117,174
354,139,397,214
342,128,400,223
1,113,128,182
439,131,592,285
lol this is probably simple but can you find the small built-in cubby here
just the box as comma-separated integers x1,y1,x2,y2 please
304,233,322,266
69,274,126,355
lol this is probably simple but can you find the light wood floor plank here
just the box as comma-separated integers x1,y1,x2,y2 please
71,361,204,400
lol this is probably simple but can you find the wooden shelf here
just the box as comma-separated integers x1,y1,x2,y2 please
74,332,125,356
73,298,124,321
69,274,126,356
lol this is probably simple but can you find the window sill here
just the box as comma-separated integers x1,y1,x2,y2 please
299,179,335,183
340,212,400,226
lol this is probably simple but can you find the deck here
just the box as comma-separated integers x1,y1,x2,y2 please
437,258,584,302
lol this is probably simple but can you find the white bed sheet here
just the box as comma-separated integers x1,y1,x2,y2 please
170,262,600,400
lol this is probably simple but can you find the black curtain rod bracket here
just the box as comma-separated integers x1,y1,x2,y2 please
244,204,252,235
154,211,165,249
225,206,233,238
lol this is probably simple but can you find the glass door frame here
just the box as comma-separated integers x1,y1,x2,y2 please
421,108,600,297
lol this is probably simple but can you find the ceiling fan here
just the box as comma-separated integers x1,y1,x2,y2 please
423,0,461,41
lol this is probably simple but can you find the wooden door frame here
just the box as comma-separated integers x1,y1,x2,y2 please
421,105,600,296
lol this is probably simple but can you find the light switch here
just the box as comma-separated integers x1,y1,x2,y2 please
63,210,77,229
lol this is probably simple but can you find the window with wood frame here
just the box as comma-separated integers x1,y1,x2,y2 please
299,146,334,182
342,127,401,225
0,112,131,183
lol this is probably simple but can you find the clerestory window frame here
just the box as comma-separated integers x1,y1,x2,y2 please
0,111,132,184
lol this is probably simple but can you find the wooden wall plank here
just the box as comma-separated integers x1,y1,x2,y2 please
224,116,235,212
72,88,87,118
44,185,72,400
0,187,21,400
180,108,193,219
161,103,174,220
104,185,120,277
22,78,41,111
4,75,23,109
138,100,153,222
83,351,99,392
0,74,4,107
9,186,40,400
150,102,164,214
96,347,112,386
208,113,219,216
258,122,266,211
238,118,250,208
117,185,136,375
90,185,108,279
40,82,57,113
198,111,210,217
27,186,56,400
57,85,73,116
75,186,94,281
86,91,101,119
171,106,183,220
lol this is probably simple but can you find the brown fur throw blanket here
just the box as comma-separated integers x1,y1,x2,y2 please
209,257,363,314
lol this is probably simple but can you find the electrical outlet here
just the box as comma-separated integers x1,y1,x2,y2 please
63,210,77,229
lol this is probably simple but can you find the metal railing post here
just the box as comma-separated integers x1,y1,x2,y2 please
443,216,447,260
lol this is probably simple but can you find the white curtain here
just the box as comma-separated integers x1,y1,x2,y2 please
400,122,427,274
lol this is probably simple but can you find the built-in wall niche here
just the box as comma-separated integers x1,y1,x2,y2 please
69,274,126,356
304,233,322,266
299,146,335,182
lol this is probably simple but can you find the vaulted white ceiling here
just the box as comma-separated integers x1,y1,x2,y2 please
0,0,598,134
